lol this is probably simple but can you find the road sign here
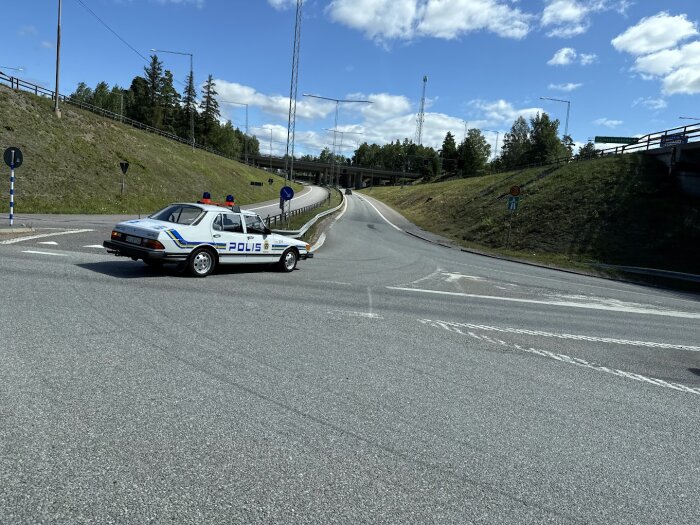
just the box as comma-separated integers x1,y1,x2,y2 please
510,185,521,197
507,195,519,211
280,186,294,201
4,147,23,169
250,181,264,187
119,161,129,174
594,136,637,145
660,133,688,147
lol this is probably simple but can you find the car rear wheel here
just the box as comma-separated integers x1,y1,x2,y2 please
279,249,298,272
188,248,216,277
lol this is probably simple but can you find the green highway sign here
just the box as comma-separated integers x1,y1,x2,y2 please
594,136,637,145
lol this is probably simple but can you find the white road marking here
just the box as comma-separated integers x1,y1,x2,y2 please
0,229,94,245
355,195,403,231
420,319,700,395
21,250,68,257
37,241,59,245
388,286,700,319
328,310,383,319
83,244,105,249
420,320,700,352
247,186,313,211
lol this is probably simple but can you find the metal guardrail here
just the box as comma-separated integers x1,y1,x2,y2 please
266,188,344,239
0,71,239,162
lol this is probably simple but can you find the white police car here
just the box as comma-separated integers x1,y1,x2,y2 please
103,199,313,277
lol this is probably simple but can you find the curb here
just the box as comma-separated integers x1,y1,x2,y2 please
0,227,34,235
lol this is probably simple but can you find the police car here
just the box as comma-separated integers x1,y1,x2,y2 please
103,195,313,277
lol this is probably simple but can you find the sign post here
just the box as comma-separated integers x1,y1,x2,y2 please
506,186,520,248
4,147,24,227
280,186,294,228
119,161,129,196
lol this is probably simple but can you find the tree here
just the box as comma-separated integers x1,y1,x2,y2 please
529,112,562,164
440,131,458,173
578,141,599,160
457,129,491,177
92,81,110,110
501,116,531,168
160,70,181,134
70,82,93,103
143,55,164,127
199,74,220,145
125,76,150,124
179,71,197,142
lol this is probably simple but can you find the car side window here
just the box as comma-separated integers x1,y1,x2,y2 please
244,215,266,234
223,214,243,233
212,214,223,231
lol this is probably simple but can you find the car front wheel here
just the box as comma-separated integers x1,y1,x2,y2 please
188,248,216,277
279,249,298,272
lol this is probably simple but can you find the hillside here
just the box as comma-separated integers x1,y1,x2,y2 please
364,154,700,275
0,85,300,214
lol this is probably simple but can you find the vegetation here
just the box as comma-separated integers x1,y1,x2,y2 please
362,154,700,274
0,86,301,214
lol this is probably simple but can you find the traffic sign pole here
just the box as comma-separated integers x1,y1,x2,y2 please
10,151,15,227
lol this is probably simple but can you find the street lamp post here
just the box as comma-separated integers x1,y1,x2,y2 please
152,48,195,150
540,96,571,137
0,66,24,72
679,117,700,121
54,0,62,117
222,100,249,164
303,93,372,187
324,128,363,187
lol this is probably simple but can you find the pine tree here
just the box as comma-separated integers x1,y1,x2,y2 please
144,54,164,127
180,71,197,143
501,116,531,168
199,74,220,145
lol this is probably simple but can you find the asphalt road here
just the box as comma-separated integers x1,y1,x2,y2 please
1,191,699,524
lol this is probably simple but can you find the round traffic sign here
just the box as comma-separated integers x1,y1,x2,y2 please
509,185,521,197
3,147,23,169
280,186,295,201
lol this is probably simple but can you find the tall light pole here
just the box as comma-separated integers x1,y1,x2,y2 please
482,129,500,160
152,48,195,150
54,0,62,118
303,93,372,186
540,96,571,138
0,66,24,72
324,128,363,187
679,116,700,121
222,100,249,164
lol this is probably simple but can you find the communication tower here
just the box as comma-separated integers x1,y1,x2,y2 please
415,75,428,145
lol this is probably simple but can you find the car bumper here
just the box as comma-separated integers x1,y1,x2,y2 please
103,240,186,262
300,252,314,260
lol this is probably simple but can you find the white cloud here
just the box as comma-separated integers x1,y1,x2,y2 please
548,82,582,92
579,53,597,65
594,118,623,128
155,0,204,6
326,0,533,42
215,80,335,120
632,97,667,110
663,67,700,96
41,41,54,49
541,0,628,38
469,99,543,125
548,47,577,65
18,25,37,37
612,12,698,55
267,0,300,10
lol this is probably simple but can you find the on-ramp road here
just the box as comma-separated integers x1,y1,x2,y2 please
1,191,699,524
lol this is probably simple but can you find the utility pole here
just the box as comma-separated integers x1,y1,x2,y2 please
285,0,303,183
540,96,571,138
54,0,62,118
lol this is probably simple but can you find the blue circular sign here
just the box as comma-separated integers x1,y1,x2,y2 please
280,186,295,201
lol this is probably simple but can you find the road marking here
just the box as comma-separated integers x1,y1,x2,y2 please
355,195,402,231
38,241,59,245
0,229,94,245
388,286,700,319
83,244,105,249
419,320,700,352
312,194,349,253
420,319,700,395
21,250,68,257
328,310,383,319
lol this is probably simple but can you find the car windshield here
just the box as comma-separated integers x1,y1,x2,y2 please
150,205,203,225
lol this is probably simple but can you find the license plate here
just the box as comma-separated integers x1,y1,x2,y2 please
125,235,142,245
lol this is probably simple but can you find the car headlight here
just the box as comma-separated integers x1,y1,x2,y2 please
305,243,311,252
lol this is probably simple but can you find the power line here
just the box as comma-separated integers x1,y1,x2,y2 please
74,0,148,63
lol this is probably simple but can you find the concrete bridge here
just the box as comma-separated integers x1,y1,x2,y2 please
248,154,418,188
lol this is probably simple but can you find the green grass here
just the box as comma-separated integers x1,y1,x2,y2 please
0,86,302,213
362,155,700,274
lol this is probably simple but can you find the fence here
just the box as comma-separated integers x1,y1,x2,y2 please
265,190,332,227
0,71,238,162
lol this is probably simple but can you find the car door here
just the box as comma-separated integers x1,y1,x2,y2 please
213,212,249,265
243,214,276,263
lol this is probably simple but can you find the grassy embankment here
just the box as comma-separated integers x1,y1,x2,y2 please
0,85,301,214
363,154,700,275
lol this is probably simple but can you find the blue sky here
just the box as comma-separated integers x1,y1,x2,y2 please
4,0,700,157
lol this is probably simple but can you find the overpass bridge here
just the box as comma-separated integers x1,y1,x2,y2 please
248,154,418,188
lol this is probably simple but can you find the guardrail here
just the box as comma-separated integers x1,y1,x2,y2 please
0,71,239,162
266,188,344,239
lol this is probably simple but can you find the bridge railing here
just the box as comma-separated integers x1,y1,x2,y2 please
264,191,332,227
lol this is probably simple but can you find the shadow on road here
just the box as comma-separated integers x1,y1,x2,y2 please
689,368,700,377
76,261,304,279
